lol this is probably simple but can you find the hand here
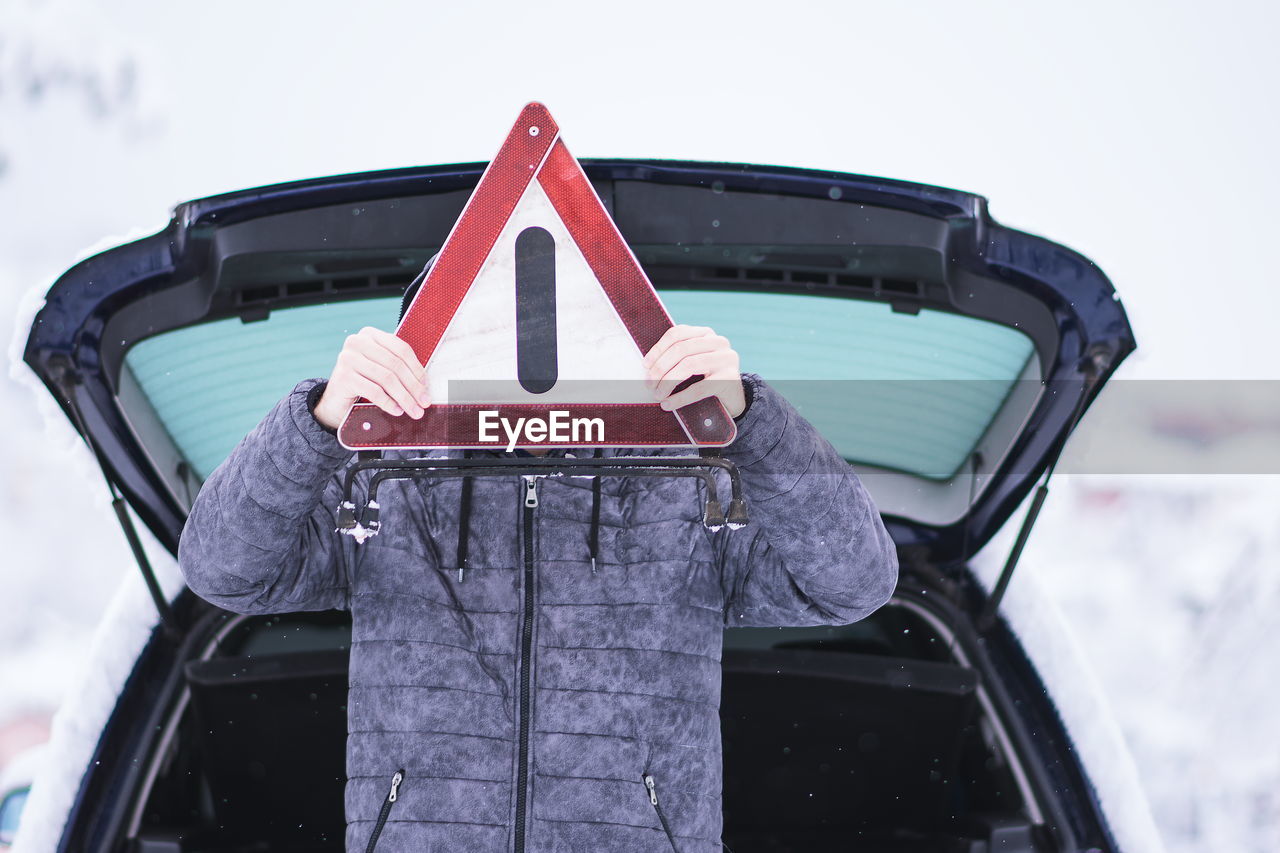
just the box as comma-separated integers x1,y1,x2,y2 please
641,325,747,418
313,327,430,430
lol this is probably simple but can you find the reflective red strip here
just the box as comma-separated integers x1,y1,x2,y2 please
537,139,735,446
394,102,558,364
537,139,672,355
337,402,735,449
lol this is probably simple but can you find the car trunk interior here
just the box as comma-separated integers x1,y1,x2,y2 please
128,593,1043,853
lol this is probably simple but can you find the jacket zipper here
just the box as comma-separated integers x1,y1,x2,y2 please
643,773,680,852
514,476,538,852
365,769,403,853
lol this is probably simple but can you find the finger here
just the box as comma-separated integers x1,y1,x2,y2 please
653,351,734,400
352,360,424,418
642,325,712,367
645,334,728,387
349,374,406,417
641,325,714,370
365,327,427,384
658,376,727,411
652,348,735,396
353,334,429,406
360,327,428,403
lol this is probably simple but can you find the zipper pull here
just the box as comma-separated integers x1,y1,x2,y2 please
388,770,404,803
643,773,658,806
523,476,539,508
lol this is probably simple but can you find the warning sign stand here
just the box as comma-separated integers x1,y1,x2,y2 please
332,102,748,539
335,455,749,543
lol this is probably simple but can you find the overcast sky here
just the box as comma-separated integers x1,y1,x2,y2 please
3,0,1278,381
3,7,1278,849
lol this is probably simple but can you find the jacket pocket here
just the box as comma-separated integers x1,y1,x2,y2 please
642,772,680,853
365,769,404,853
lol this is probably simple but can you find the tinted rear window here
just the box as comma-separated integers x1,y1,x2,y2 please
123,292,1033,480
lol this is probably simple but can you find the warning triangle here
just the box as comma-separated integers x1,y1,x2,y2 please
337,102,737,450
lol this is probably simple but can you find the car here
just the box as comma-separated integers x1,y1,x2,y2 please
0,745,44,849
17,156,1153,852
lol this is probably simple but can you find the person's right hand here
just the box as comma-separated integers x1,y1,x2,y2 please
312,327,430,431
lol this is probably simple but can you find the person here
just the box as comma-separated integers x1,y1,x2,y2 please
177,264,899,853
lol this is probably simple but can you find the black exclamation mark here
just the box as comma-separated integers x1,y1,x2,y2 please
515,226,558,394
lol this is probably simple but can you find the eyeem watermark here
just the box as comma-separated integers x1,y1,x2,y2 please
478,410,606,452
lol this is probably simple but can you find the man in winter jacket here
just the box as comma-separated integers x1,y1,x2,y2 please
177,280,900,851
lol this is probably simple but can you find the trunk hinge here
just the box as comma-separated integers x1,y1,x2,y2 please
976,350,1111,633
53,366,180,640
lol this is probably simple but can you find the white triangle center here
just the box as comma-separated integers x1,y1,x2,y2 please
423,177,654,405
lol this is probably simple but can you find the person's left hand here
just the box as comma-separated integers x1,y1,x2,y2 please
642,324,747,418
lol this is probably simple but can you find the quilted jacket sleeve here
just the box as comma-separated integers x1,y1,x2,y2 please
716,373,899,628
177,378,356,615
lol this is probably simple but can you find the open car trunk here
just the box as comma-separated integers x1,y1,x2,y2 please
24,158,1134,567
22,159,1133,853
134,599,1041,853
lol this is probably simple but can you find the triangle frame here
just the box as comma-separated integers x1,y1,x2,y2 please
337,102,737,450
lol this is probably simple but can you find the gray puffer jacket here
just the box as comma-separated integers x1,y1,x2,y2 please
177,373,899,852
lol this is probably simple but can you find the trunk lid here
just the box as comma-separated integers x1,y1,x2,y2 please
22,160,1134,566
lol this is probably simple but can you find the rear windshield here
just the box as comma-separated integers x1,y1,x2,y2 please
123,292,1034,481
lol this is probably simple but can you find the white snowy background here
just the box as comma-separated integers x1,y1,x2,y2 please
1,0,1278,850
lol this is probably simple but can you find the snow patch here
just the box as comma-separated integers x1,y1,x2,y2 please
8,536,181,853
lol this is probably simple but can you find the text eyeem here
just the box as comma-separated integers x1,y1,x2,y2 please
478,410,605,452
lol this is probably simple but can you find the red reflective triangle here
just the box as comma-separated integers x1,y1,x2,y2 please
337,102,736,450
